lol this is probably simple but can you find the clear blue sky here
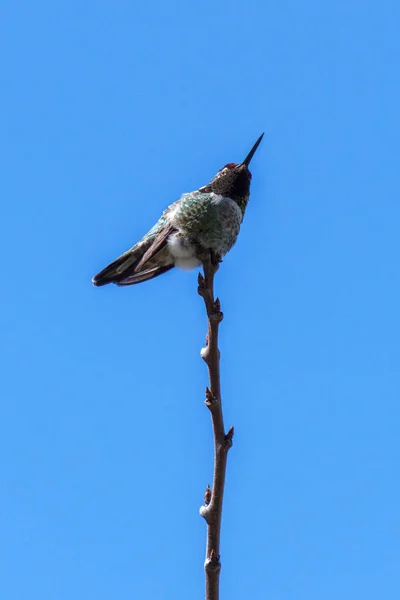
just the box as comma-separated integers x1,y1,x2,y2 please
1,1,400,598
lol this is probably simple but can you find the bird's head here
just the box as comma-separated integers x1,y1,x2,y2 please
199,133,264,212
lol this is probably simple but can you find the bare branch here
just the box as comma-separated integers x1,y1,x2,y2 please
198,254,234,600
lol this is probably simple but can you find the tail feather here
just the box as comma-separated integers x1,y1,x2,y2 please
92,243,174,287
92,252,138,286
116,265,174,286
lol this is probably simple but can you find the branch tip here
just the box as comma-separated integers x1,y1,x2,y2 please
210,250,222,268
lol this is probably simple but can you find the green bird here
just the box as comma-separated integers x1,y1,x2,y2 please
92,133,263,286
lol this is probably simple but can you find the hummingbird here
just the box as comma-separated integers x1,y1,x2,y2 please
92,133,263,287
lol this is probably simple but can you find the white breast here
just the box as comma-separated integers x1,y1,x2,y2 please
167,233,202,270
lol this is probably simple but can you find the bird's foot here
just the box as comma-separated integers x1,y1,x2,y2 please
209,250,222,266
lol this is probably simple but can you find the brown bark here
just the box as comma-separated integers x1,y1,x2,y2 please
198,255,234,600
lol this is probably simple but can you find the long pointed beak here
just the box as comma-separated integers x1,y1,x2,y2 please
242,133,264,167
